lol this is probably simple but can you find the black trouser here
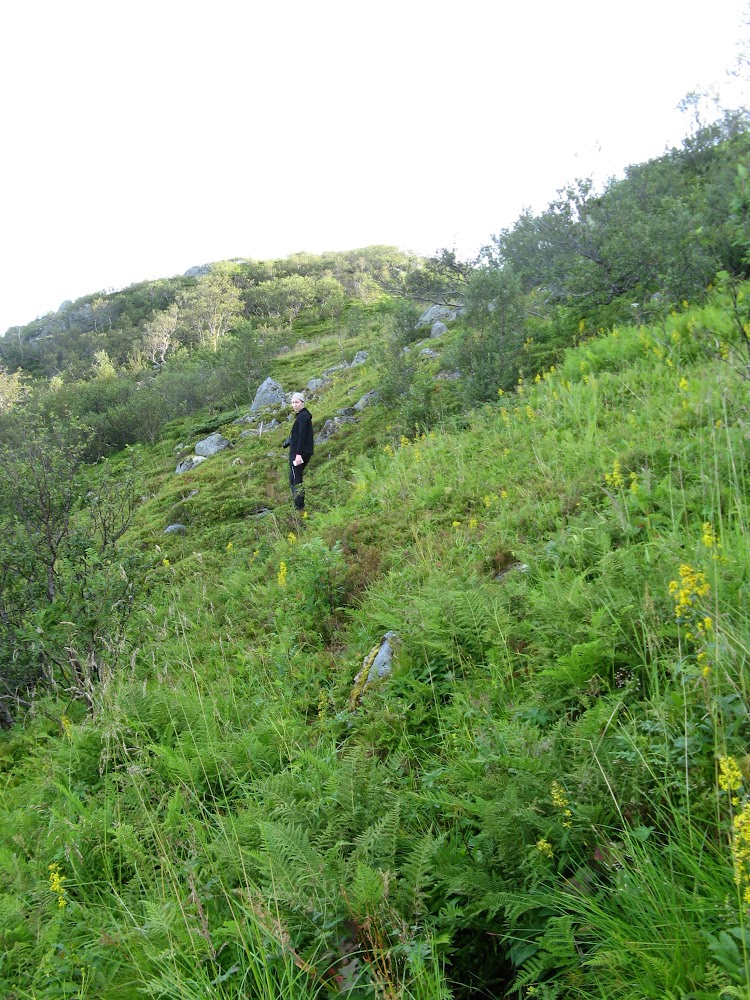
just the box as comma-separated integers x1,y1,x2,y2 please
289,458,308,509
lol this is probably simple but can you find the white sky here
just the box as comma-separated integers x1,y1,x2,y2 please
0,0,748,335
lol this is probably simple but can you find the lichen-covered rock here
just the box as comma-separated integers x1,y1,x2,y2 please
350,632,399,707
175,455,207,474
251,377,285,411
195,432,231,457
354,390,379,411
416,304,462,329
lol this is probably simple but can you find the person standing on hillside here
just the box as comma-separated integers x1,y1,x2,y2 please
283,392,314,511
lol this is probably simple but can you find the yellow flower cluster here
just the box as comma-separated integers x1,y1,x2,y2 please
551,781,573,828
604,459,624,490
668,564,710,623
733,803,750,905
702,522,721,555
719,756,743,796
483,494,499,509
49,862,67,908
226,541,233,552
277,561,287,587
536,838,553,858
678,377,689,391
287,532,296,544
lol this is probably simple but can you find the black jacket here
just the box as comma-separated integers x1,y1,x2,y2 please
289,407,314,461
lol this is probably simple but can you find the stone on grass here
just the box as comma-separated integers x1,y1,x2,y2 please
195,432,231,457
175,455,207,474
350,632,399,707
251,377,285,411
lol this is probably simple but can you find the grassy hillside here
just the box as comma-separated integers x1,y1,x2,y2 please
1,285,750,998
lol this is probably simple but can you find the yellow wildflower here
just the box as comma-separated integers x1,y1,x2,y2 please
226,541,233,551
604,459,624,490
719,756,743,794
287,532,296,544
536,839,553,858
732,803,750,895
277,561,287,587
48,862,67,908
551,781,568,810
702,522,720,551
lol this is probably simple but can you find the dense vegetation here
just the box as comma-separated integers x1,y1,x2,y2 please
1,110,750,998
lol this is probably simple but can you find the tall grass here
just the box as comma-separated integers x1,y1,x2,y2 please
1,296,750,997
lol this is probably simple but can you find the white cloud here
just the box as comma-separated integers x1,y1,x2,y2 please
0,0,747,332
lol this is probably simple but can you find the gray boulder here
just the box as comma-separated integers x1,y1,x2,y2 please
175,455,207,474
164,524,187,534
251,377,285,411
315,418,340,445
416,304,462,330
350,631,399,706
195,432,231,457
354,390,380,411
431,321,448,338
350,350,368,366
307,377,328,391
420,348,439,359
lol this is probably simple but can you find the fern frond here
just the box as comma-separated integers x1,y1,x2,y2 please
349,805,400,871
397,829,445,917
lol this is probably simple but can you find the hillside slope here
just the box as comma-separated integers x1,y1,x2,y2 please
1,290,750,998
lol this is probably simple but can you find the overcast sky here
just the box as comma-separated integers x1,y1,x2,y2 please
0,0,747,335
